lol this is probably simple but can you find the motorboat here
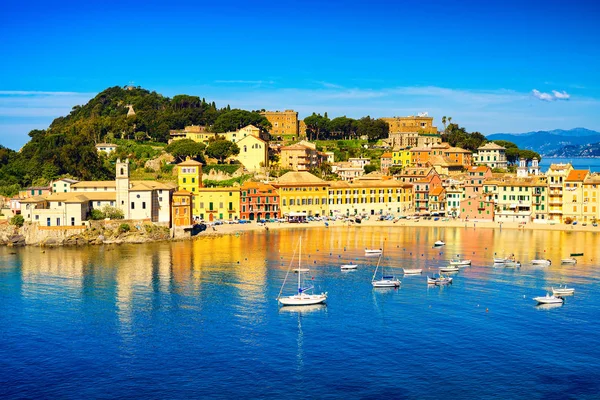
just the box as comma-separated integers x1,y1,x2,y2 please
293,268,310,273
561,258,577,264
403,268,423,275
533,294,564,305
433,240,445,247
532,259,552,266
493,257,508,264
365,248,383,256
340,263,358,270
439,265,459,273
552,285,575,296
427,275,453,285
504,261,521,268
278,237,327,306
449,259,471,266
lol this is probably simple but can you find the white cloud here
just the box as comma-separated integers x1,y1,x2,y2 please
552,90,570,100
532,89,570,101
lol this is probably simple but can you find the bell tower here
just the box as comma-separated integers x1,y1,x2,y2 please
116,158,130,219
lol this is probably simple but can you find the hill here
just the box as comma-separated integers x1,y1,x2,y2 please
545,142,600,158
487,128,600,155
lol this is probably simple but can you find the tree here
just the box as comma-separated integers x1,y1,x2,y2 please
10,214,24,227
356,116,389,142
205,139,240,163
329,116,357,139
364,164,377,174
303,113,331,141
165,139,206,163
211,109,271,134
442,116,447,133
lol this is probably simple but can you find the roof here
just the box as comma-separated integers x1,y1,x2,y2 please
430,186,445,196
53,178,79,184
478,142,506,150
329,180,411,189
381,152,393,158
19,196,47,204
446,146,472,153
177,158,203,167
24,186,51,191
566,170,589,182
584,174,600,184
549,163,572,171
72,181,116,188
130,181,176,191
274,172,328,186
469,166,490,173
236,134,266,144
240,181,277,192
95,143,117,148
281,143,311,151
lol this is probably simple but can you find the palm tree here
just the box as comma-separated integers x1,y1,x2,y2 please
448,116,452,127
442,116,447,133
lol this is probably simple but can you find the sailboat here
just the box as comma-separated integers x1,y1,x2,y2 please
371,245,400,288
277,237,327,306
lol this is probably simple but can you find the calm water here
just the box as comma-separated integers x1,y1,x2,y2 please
540,157,600,172
2,226,600,399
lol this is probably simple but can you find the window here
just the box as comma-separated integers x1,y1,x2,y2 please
131,202,135,209
142,202,146,209
71,217,75,226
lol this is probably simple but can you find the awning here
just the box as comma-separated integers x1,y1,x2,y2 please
289,212,307,217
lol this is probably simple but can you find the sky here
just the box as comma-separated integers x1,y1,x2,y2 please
1,0,599,150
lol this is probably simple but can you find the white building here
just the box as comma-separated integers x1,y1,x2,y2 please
473,142,508,170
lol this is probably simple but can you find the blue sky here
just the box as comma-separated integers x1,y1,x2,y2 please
1,0,599,150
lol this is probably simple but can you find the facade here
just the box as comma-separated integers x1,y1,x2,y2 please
332,162,364,181
546,163,573,222
562,170,590,223
391,148,412,168
52,178,79,193
272,172,330,217
169,125,210,143
95,143,117,155
348,158,371,168
176,158,203,217
240,181,280,221
260,110,299,141
19,186,52,199
445,185,463,218
380,152,393,175
235,134,268,172
428,186,446,215
410,147,432,167
493,177,548,222
381,115,438,134
279,143,318,171
581,174,600,223
413,174,442,213
444,146,473,168
460,194,495,221
172,190,193,226
328,179,413,217
387,132,442,148
196,187,241,222
473,142,508,170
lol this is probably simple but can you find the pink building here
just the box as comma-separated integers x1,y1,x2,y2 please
460,194,495,221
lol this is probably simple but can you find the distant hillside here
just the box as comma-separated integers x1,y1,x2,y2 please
487,128,600,155
545,142,600,158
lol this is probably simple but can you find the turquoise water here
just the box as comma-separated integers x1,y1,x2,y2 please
1,226,600,399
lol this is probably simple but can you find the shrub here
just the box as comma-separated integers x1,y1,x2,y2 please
119,223,131,233
10,215,24,227
89,209,105,220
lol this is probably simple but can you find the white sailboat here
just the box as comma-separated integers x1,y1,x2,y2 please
278,237,327,306
371,246,400,288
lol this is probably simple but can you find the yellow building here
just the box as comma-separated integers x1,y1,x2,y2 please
176,158,203,216
494,176,549,222
271,172,330,217
196,187,240,222
260,110,299,141
169,125,212,143
563,170,590,222
391,148,412,167
381,115,438,134
327,179,413,217
234,135,268,172
582,174,600,223
546,163,573,222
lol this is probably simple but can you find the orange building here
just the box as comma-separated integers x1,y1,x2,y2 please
172,190,193,226
260,110,299,141
410,147,432,167
240,181,281,221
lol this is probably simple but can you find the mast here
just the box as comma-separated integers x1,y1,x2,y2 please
298,237,302,294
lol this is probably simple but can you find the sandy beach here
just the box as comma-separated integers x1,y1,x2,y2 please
202,217,600,238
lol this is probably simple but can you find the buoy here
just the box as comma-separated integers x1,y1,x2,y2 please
237,261,240,264
486,308,489,312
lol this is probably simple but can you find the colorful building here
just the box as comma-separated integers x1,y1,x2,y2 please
176,158,203,217
271,172,330,217
328,179,413,217
562,170,590,223
381,115,438,134
546,163,573,222
380,152,393,174
196,187,241,222
172,190,193,226
240,181,280,221
460,194,495,221
260,110,299,141
235,134,268,172
391,147,412,168
473,142,508,170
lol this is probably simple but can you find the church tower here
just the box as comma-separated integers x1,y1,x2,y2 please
530,157,540,176
116,158,130,219
517,158,528,178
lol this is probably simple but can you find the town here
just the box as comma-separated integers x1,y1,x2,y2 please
4,111,599,238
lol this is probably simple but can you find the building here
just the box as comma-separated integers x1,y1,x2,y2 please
380,153,393,175
410,147,432,167
176,158,203,217
391,147,412,168
493,176,548,222
460,194,495,221
428,186,446,215
546,163,572,222
234,134,268,172
240,181,280,221
397,167,438,184
271,172,330,218
328,179,413,217
348,158,371,168
196,187,241,222
19,186,52,199
172,191,193,226
473,142,508,170
464,166,493,199
332,162,364,181
169,125,210,143
582,174,600,223
381,115,438,134
279,142,319,171
445,185,463,218
95,143,118,155
562,170,590,223
52,178,79,193
260,110,299,141
444,146,473,168
413,173,442,214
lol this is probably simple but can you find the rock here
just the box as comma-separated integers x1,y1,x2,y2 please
7,235,26,247
41,237,61,247
144,153,175,171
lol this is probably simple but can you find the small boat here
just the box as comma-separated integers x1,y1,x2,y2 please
433,240,445,247
439,265,459,273
341,263,358,270
532,259,552,266
403,268,423,275
371,248,400,288
504,261,521,268
552,285,575,296
427,275,453,285
493,257,508,264
293,268,310,273
561,258,577,264
365,248,383,256
570,252,584,257
533,294,564,305
449,259,471,266
278,237,327,306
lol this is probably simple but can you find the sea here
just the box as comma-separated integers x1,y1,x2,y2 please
540,157,600,173
1,226,600,399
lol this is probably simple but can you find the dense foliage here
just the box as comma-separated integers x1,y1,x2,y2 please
304,114,389,141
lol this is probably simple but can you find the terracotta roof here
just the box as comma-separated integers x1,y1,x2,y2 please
566,170,589,182
430,186,445,196
478,142,505,150
177,158,203,166
446,146,472,153
274,172,328,185
281,144,310,151
329,180,411,189
19,196,47,203
381,152,393,158
469,166,490,173
173,190,193,195
71,181,116,188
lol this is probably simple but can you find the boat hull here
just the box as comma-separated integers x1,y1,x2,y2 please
279,293,327,306
449,260,471,266
403,268,422,275
341,264,358,270
552,287,575,296
532,260,551,265
439,266,459,272
365,250,382,256
533,296,563,305
561,258,577,264
372,279,400,288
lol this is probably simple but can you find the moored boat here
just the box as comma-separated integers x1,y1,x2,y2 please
403,268,423,275
371,247,400,288
439,265,459,273
561,258,577,264
341,263,358,270
504,261,521,268
570,252,584,257
533,294,563,305
365,248,383,256
433,240,445,247
532,259,552,266
449,259,471,266
552,285,575,296
427,275,453,285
